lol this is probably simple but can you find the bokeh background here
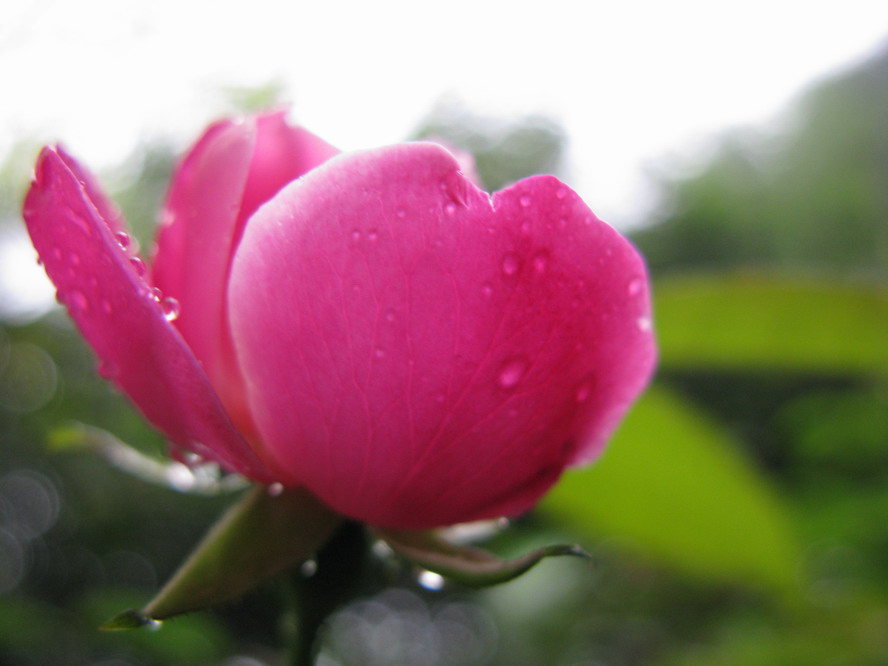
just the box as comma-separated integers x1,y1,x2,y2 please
1,1,887,664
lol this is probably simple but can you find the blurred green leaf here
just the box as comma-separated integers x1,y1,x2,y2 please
541,386,801,594
654,273,888,375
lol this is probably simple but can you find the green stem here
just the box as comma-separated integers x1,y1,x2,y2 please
287,521,372,666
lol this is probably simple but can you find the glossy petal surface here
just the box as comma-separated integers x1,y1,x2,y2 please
230,143,655,528
23,147,272,480
152,113,337,441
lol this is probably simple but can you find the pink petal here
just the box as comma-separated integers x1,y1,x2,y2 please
229,143,655,529
23,146,273,481
151,112,337,442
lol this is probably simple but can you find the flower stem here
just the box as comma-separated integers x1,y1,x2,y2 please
286,521,372,665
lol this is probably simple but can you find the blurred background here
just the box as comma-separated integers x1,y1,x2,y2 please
1,1,887,664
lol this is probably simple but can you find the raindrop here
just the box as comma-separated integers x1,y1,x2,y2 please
367,229,379,241
149,286,163,303
576,382,593,403
129,256,146,276
444,203,456,216
69,252,81,266
497,359,527,389
520,219,532,234
481,282,493,298
555,186,568,199
50,247,62,261
69,290,89,311
628,277,643,296
373,347,385,359
161,297,180,322
101,299,113,315
531,251,549,274
519,194,532,208
350,229,362,242
396,209,407,219
417,570,445,591
637,316,652,332
385,310,396,323
501,253,520,277
115,231,132,250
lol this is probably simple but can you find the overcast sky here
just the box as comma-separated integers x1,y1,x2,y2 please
2,0,887,227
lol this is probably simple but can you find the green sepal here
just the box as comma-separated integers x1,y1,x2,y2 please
101,609,159,631
376,528,589,587
103,485,341,628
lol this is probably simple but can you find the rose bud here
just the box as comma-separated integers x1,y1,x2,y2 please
23,111,655,530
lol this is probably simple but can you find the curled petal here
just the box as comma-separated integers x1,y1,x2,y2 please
230,143,655,528
152,112,337,441
23,147,273,481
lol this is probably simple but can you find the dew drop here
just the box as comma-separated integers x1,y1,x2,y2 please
417,570,445,591
531,251,549,274
373,347,385,359
628,277,643,296
555,186,568,200
396,209,406,219
161,297,180,322
576,381,593,403
481,282,493,298
501,253,520,276
267,482,284,497
637,316,652,332
300,559,318,577
129,256,146,276
115,231,132,250
520,219,532,234
149,286,163,303
385,309,396,323
498,359,527,389
69,290,88,311
51,247,62,261
444,202,456,216
367,228,379,241
350,229,361,242
519,194,532,207
69,252,81,266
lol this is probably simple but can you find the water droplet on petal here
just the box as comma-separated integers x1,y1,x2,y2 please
555,186,568,200
385,309,396,323
300,559,318,577
444,202,456,216
115,231,131,250
129,256,146,276
373,347,385,359
161,297,180,322
69,253,81,266
628,277,643,296
97,360,118,379
637,316,652,332
481,282,493,297
531,251,549,274
367,228,379,241
396,209,406,219
350,229,361,242
501,253,520,276
149,286,163,303
69,290,88,311
498,359,527,389
267,482,284,497
576,381,593,403
519,194,532,207
520,219,532,234
51,247,62,261
101,299,113,315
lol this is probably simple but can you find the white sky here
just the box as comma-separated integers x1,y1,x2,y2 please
1,0,887,227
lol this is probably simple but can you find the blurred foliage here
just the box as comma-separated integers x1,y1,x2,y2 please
2,45,888,664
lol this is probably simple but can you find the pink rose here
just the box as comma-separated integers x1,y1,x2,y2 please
23,111,655,529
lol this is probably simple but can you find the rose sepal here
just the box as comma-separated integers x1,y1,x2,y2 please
374,527,590,588
102,484,341,629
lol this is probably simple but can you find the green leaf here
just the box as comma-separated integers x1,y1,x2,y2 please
376,528,589,587
104,485,341,626
654,273,888,375
540,386,801,594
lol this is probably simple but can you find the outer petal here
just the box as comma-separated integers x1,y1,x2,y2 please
23,147,273,481
152,112,337,442
229,143,655,528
